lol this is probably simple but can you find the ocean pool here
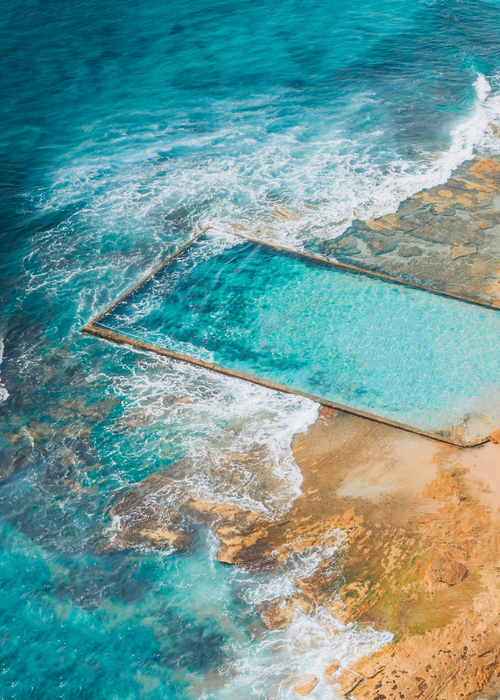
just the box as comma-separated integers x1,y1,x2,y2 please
87,229,500,446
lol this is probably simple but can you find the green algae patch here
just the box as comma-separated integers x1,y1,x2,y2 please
407,572,484,637
336,526,432,640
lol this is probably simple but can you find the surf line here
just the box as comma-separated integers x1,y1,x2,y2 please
83,228,495,449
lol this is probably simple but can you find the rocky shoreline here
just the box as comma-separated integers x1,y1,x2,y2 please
315,156,500,308
107,408,500,698
105,156,500,698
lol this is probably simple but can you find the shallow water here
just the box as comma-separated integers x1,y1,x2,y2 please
94,230,500,444
2,0,500,696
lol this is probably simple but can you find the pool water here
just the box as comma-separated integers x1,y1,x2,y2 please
92,230,500,445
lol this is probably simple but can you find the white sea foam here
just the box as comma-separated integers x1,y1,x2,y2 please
0,339,9,404
97,351,318,519
215,608,391,700
245,542,345,607
29,74,500,284
199,531,390,700
478,74,500,155
222,72,498,250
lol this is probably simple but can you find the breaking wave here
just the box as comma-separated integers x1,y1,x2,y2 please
29,74,500,272
197,530,392,700
101,350,318,520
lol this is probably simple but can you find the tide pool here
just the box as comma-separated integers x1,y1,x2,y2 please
90,230,500,446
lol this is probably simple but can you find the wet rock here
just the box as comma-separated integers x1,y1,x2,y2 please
470,158,500,183
323,659,341,684
334,234,360,254
102,509,191,552
397,243,422,257
293,675,319,696
0,427,36,483
472,674,500,699
274,205,301,221
183,498,266,564
335,669,362,696
425,556,467,587
184,498,260,524
291,592,314,614
176,403,500,700
246,619,267,639
450,243,477,260
256,597,295,630
102,469,193,551
439,189,454,199
358,230,399,255
320,155,500,305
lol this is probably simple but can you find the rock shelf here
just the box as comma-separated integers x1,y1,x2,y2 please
317,157,500,308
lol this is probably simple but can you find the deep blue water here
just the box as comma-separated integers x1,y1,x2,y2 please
1,0,500,697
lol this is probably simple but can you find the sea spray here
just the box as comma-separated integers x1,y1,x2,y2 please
92,348,392,698
104,351,318,519
29,74,500,266
217,72,500,248
199,532,392,700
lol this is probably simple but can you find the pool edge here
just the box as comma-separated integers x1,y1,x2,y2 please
83,229,495,448
82,323,490,449
89,230,207,326
225,228,500,312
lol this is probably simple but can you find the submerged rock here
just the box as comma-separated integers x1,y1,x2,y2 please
102,469,193,552
450,243,478,260
255,597,295,630
102,506,191,552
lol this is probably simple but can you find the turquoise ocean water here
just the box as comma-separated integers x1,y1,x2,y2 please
2,0,500,697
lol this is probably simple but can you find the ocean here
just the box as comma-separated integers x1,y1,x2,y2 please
1,0,500,697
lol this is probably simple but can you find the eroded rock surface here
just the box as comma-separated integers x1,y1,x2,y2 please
102,468,193,551
335,668,362,696
255,597,295,630
323,658,341,684
170,408,500,699
314,156,500,306
106,402,500,697
471,675,500,699
423,555,468,589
